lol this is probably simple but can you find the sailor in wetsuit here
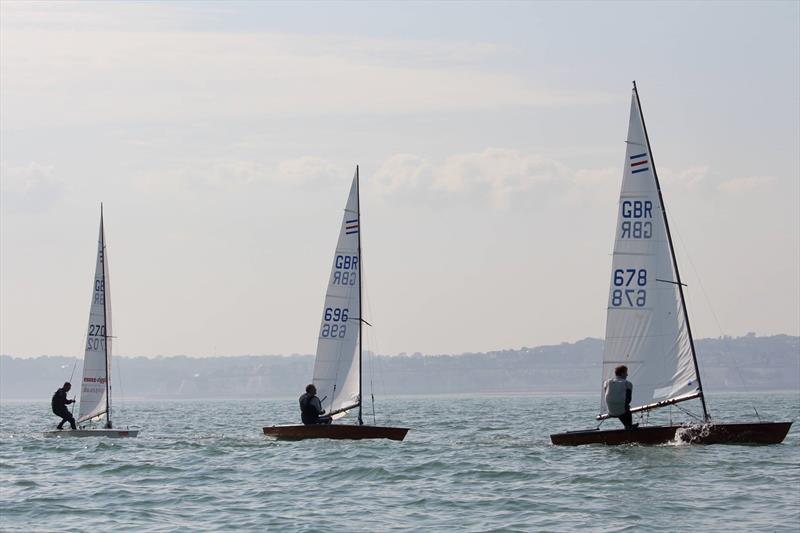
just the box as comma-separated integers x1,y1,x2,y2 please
52,382,77,430
299,384,332,425
603,365,638,430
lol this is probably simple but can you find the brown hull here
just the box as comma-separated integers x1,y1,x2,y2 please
263,424,409,441
551,421,792,446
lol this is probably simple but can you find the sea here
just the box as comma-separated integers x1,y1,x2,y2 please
1,392,798,532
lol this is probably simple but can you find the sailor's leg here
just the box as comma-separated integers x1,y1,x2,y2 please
56,411,69,429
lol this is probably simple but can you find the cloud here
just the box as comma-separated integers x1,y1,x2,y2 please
1,14,613,128
128,148,720,212
372,148,616,209
135,157,344,194
432,148,568,208
659,165,710,192
373,154,430,196
0,161,63,213
717,175,776,194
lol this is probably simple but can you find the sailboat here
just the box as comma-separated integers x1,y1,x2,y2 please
551,83,792,446
264,167,408,441
44,206,139,438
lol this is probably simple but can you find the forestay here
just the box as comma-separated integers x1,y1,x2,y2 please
312,172,361,418
601,92,698,415
77,214,112,424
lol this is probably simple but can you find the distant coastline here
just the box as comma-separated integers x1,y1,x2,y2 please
2,334,797,400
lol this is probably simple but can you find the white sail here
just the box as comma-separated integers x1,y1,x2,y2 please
311,171,361,418
77,211,111,424
601,92,699,414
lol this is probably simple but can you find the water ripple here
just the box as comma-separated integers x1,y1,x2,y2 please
0,393,798,531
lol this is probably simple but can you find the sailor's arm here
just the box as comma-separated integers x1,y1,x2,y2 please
311,396,325,415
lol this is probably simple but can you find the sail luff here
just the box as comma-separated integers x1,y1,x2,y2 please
356,165,364,426
100,205,112,427
632,82,709,420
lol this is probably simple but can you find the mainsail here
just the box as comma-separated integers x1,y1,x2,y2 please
600,90,700,416
311,171,361,419
77,209,112,424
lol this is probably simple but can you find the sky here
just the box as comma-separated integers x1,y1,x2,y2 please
1,1,798,358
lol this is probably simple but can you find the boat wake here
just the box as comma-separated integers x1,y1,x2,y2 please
669,423,711,445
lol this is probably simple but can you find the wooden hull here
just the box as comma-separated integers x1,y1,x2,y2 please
551,421,792,446
43,428,139,438
263,424,408,441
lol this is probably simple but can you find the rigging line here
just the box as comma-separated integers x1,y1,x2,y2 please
115,339,125,415
634,82,708,421
668,212,752,404
674,401,704,422
362,272,378,424
362,268,390,424
68,321,88,413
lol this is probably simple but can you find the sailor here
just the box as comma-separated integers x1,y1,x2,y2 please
52,382,77,430
299,384,332,425
604,365,638,430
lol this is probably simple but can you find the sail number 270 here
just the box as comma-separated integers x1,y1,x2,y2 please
321,307,348,338
86,323,106,351
611,268,647,307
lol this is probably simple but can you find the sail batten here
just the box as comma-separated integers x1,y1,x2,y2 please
311,171,361,418
601,89,699,415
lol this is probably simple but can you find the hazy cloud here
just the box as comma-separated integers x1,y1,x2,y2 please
136,157,344,194
718,175,776,194
660,165,710,192
374,149,612,209
1,24,611,128
0,161,63,212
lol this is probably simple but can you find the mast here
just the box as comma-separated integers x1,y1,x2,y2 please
356,166,364,426
101,203,111,428
632,81,709,421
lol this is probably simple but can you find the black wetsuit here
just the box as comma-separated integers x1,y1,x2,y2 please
52,388,76,430
299,393,331,425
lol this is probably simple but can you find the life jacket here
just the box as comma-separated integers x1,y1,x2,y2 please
604,377,630,416
299,393,319,425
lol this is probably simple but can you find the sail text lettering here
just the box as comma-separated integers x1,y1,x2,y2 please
622,200,652,218
320,323,347,338
86,337,106,351
620,200,653,240
332,255,358,286
335,255,358,270
620,221,652,239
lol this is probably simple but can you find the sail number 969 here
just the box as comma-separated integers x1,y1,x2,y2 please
321,307,349,338
611,268,647,307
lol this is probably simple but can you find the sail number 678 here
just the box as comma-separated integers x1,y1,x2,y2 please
612,268,647,307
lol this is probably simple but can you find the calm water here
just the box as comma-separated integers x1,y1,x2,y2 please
1,392,798,532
